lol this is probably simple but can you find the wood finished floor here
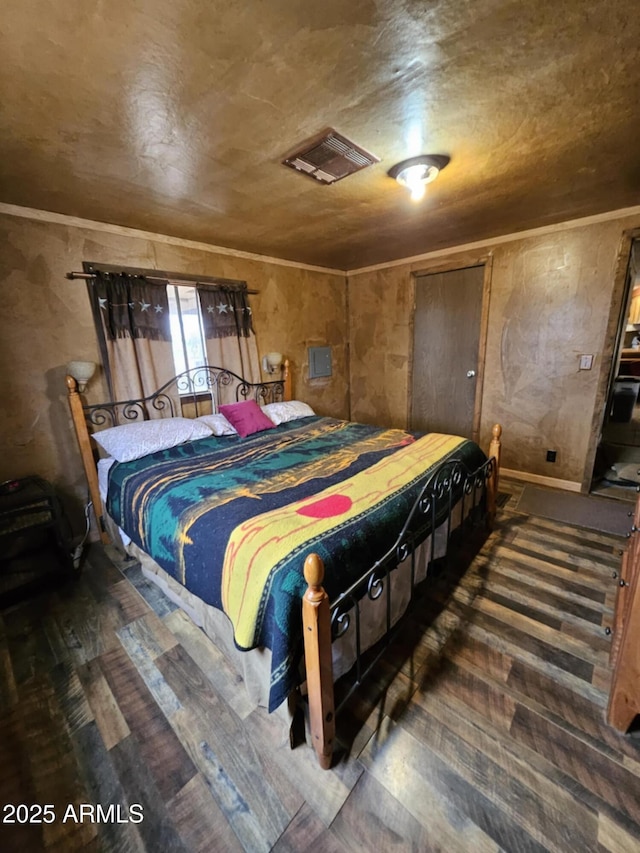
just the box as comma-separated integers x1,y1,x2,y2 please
1,479,639,852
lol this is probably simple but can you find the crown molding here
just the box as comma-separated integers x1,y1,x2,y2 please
3,200,640,278
0,202,346,276
347,205,640,276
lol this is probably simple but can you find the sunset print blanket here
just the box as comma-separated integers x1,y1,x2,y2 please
106,416,486,709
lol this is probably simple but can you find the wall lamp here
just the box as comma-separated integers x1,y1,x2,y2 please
388,154,450,201
262,351,283,374
66,360,97,392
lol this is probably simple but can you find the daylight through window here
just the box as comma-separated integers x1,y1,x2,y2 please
167,285,207,385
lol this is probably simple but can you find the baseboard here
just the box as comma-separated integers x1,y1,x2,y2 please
501,468,582,493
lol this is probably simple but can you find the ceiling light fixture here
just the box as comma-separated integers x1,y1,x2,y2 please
388,155,450,201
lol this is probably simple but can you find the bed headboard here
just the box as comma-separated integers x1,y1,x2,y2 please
66,361,292,544
78,363,290,430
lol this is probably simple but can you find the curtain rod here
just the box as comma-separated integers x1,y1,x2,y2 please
66,263,258,294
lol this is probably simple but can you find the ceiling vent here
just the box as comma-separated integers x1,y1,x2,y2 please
282,129,380,184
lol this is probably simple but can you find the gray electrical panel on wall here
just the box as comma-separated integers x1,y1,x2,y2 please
308,346,332,378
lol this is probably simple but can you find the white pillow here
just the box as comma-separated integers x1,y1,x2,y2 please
261,400,316,426
197,412,238,436
93,417,213,462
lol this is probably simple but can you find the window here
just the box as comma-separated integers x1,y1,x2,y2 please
167,285,207,379
86,267,259,404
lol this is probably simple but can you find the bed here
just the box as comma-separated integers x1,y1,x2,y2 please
66,362,502,768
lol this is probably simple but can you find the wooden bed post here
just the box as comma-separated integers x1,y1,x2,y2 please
487,423,502,526
302,553,335,770
66,375,110,545
283,358,292,402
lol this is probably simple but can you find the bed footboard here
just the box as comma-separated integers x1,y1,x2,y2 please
302,423,502,769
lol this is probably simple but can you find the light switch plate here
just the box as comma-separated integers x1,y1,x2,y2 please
579,354,593,370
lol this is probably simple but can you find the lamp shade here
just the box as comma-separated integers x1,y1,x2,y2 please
67,360,96,391
266,352,283,371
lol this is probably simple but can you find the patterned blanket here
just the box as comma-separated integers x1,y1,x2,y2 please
106,416,486,709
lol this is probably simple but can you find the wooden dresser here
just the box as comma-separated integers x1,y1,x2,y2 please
607,491,640,731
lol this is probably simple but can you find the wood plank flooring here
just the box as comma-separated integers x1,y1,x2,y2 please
1,479,639,852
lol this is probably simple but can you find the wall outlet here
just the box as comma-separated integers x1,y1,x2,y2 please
546,450,557,462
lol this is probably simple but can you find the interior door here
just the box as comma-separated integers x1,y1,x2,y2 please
411,265,486,439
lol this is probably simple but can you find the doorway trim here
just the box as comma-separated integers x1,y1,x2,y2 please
407,252,493,443
582,227,640,491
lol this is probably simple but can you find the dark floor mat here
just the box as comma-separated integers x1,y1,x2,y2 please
515,485,631,536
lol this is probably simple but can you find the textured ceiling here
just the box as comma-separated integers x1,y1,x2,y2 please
2,0,640,270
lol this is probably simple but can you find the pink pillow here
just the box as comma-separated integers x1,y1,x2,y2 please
219,400,275,438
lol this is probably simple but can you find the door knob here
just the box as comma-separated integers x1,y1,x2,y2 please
466,369,476,378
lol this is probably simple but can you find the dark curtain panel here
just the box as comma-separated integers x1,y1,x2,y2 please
88,271,174,402
197,285,254,339
93,272,171,341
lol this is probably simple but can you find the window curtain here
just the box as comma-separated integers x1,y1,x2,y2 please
89,272,175,406
197,285,261,402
